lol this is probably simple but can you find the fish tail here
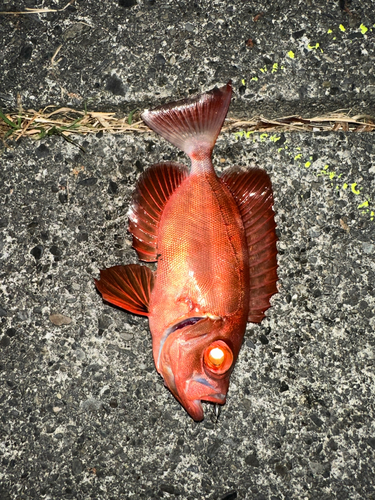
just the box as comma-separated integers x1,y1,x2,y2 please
141,82,232,162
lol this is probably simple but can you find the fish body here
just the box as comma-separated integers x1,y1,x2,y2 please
148,167,249,420
95,83,278,420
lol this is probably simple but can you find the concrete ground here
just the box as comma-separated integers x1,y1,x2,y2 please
1,1,375,499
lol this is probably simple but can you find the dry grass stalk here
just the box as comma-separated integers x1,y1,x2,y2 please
0,0,74,15
0,106,374,145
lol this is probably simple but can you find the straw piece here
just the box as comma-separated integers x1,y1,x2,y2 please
1,107,374,145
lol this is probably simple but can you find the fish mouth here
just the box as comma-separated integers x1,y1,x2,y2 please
190,376,227,402
186,394,227,421
182,378,227,421
161,369,227,421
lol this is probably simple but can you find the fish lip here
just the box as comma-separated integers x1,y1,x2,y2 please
191,383,227,403
190,377,227,402
188,377,227,405
201,393,226,403
187,395,226,421
188,400,204,421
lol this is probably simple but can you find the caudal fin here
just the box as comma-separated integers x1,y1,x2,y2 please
141,83,232,160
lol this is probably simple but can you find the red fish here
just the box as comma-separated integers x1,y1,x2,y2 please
95,83,278,421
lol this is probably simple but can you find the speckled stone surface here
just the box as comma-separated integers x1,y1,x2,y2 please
1,130,375,499
1,1,375,499
1,0,375,116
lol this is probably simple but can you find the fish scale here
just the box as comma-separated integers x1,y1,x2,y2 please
153,173,247,318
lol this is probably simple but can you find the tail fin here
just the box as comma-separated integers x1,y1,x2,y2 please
141,82,232,160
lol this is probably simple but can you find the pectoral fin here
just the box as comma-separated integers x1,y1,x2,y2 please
95,264,154,316
221,167,278,322
128,162,189,262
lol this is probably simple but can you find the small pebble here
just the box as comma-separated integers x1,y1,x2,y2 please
220,491,238,500
0,336,11,348
72,458,83,475
120,332,134,341
245,454,260,467
49,314,72,326
78,177,97,187
30,245,43,260
362,242,374,254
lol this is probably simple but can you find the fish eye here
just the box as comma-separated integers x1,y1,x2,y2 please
203,340,233,375
208,347,225,366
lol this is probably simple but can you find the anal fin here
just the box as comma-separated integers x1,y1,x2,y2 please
221,167,278,323
128,162,189,262
95,264,154,316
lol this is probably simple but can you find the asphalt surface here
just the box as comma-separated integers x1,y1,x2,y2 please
1,1,375,499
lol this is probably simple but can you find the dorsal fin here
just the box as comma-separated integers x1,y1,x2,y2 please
128,162,189,262
95,264,154,316
141,83,232,160
221,167,278,323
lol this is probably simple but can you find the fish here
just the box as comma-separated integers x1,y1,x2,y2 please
95,82,278,421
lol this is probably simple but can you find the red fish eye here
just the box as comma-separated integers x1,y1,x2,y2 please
203,341,233,375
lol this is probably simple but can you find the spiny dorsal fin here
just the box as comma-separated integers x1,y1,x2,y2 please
141,83,232,160
221,167,278,323
95,264,154,316
128,162,189,262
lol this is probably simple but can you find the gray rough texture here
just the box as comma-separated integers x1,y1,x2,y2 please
1,1,375,500
1,0,375,116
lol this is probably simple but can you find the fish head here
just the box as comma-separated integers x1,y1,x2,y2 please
154,315,246,421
